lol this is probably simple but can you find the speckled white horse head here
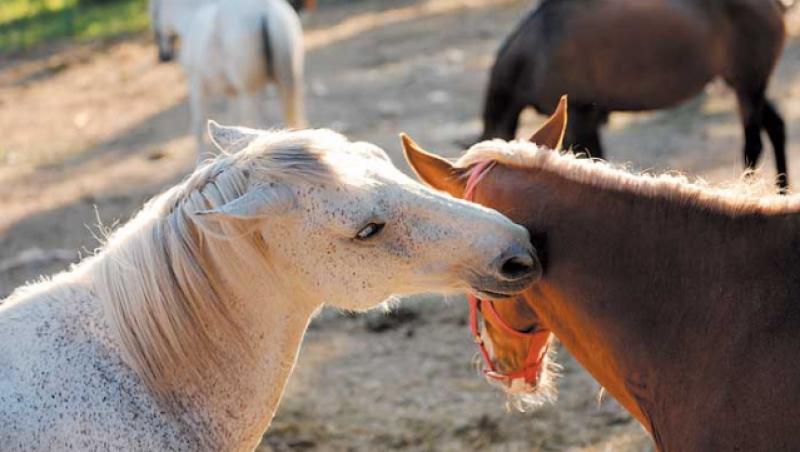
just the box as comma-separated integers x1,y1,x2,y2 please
190,123,541,311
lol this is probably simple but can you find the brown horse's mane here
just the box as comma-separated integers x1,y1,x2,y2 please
457,139,799,216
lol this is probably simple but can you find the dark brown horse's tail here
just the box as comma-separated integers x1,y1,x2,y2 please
260,15,276,81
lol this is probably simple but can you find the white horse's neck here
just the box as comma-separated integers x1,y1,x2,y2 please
192,299,312,450
88,211,323,449
187,247,321,449
92,250,320,449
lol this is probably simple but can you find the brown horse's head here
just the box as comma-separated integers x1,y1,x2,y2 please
402,97,570,409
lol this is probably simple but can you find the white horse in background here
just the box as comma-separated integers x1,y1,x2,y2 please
150,0,308,159
0,124,540,451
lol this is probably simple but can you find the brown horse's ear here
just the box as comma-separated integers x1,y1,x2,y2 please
529,95,568,150
400,133,466,197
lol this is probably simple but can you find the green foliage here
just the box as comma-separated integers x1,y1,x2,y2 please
77,0,127,5
0,0,149,53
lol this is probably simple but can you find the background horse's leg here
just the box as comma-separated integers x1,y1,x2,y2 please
724,0,786,189
275,63,307,129
255,86,270,129
487,103,522,142
478,78,523,141
264,10,307,130
277,80,306,129
565,104,605,159
189,82,212,163
734,87,767,181
236,93,260,128
763,100,788,190
270,33,307,130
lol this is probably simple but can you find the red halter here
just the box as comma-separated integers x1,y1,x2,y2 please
464,161,551,384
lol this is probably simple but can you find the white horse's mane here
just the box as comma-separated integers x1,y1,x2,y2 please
458,139,798,215
92,129,344,398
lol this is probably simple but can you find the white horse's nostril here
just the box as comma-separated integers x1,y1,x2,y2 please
496,244,537,281
501,254,535,279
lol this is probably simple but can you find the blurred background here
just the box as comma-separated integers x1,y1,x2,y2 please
3,0,800,450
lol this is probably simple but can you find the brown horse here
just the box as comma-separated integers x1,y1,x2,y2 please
479,0,788,189
403,99,800,451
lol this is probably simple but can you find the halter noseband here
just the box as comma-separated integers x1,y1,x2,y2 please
464,161,551,384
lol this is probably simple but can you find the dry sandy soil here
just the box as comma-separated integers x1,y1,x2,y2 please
3,0,800,450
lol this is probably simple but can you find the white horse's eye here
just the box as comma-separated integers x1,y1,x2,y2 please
355,222,385,240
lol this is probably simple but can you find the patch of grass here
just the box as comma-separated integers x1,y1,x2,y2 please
1,0,70,24
0,0,149,53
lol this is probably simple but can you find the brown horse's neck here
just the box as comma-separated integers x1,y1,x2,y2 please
477,164,800,450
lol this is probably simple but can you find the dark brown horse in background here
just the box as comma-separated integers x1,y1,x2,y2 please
405,100,800,451
479,0,789,189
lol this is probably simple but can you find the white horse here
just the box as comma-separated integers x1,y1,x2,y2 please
0,124,540,451
150,0,308,159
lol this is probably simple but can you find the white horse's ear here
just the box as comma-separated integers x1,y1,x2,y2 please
193,184,295,236
207,120,262,153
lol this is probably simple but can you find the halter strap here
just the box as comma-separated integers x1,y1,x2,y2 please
464,161,551,384
464,161,496,200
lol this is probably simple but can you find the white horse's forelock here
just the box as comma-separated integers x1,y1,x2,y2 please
93,129,343,399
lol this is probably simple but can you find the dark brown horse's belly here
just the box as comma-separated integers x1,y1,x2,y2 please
540,0,724,111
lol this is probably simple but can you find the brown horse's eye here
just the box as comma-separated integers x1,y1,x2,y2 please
355,222,385,240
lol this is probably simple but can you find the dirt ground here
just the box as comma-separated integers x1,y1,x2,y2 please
4,0,800,450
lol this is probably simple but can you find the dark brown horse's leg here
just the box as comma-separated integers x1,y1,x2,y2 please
479,97,523,142
564,104,605,159
762,100,788,190
477,57,525,142
735,88,767,179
